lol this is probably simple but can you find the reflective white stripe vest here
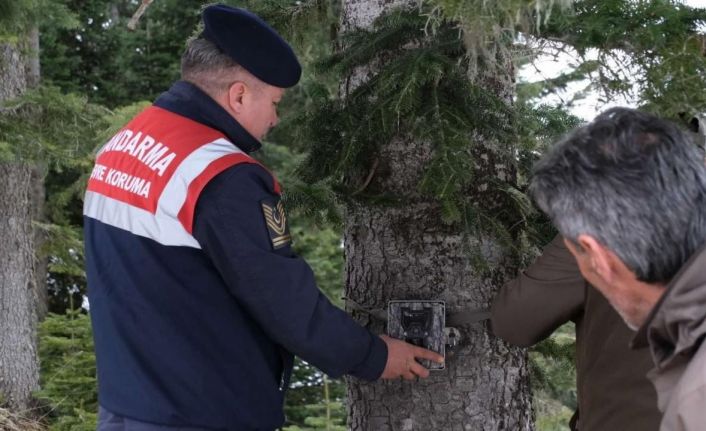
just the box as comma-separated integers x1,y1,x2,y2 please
84,106,268,249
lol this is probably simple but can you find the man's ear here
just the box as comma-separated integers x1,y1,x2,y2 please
228,82,247,114
576,234,616,284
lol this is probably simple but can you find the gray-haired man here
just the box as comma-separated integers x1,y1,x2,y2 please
529,108,706,430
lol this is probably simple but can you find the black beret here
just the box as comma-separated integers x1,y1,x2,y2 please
201,4,301,88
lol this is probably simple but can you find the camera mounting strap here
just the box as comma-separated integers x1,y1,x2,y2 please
344,298,491,371
343,297,491,327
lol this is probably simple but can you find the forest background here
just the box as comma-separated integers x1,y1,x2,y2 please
1,0,706,430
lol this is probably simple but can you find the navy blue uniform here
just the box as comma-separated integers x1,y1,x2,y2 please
84,81,387,430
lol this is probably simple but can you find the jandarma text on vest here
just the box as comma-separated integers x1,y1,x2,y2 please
98,128,177,176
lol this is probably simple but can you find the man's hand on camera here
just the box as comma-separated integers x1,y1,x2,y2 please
379,335,444,380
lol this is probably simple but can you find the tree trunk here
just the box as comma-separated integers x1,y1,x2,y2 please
0,42,27,102
109,3,120,27
0,37,41,412
0,163,41,411
30,164,47,321
342,1,533,430
26,27,40,89
25,25,48,321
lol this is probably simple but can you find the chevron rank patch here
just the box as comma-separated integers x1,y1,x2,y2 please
261,198,292,250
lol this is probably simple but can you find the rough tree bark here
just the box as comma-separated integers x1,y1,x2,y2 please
25,25,49,321
342,1,533,430
0,163,41,412
26,27,40,89
0,35,42,412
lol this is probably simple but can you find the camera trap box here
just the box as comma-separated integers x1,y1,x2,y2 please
387,300,445,370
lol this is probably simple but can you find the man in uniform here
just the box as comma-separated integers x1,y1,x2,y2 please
530,108,706,430
84,4,442,430
492,235,661,430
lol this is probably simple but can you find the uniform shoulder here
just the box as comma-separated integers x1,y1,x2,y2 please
202,162,279,202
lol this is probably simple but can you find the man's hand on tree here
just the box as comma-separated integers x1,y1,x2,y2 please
379,335,444,380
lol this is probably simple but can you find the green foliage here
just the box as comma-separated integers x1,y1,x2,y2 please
39,0,335,110
290,220,345,304
296,7,514,201
40,0,201,108
535,404,573,431
37,223,84,279
516,61,600,105
256,143,342,226
538,0,706,117
430,0,573,81
285,363,346,430
36,312,98,431
531,323,577,431
0,0,77,39
513,105,580,248
0,86,109,165
235,0,334,45
283,179,343,226
543,0,706,55
434,0,706,121
0,85,112,311
292,5,579,257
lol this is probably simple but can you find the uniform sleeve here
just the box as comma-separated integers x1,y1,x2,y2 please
490,234,585,347
192,164,387,380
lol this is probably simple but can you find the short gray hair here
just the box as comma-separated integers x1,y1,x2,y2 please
530,108,706,283
180,37,245,96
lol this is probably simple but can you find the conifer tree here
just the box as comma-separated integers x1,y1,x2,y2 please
0,2,43,414
309,1,536,428
0,0,102,416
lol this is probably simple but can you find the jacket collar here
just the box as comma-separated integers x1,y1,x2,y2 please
632,243,706,369
153,80,261,154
